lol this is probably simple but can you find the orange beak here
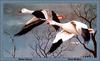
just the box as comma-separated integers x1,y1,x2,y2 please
57,15,64,20
88,28,95,33
46,15,64,24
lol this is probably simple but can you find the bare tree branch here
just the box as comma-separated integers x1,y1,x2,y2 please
90,15,96,22
4,31,16,58
71,4,97,57
35,44,42,58
30,26,75,58
76,36,95,56
4,48,13,57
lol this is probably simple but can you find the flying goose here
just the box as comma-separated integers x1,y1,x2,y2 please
14,8,63,36
47,20,94,54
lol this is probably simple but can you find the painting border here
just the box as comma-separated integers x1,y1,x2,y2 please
0,0,100,61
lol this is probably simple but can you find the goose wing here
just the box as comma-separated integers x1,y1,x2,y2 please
51,11,60,31
81,28,90,43
74,21,90,43
47,30,75,54
14,17,45,36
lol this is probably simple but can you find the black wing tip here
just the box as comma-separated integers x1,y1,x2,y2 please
14,33,23,36
55,28,60,31
14,34,18,36
14,31,26,36
47,39,63,54
84,37,90,42
47,51,52,55
52,25,60,31
47,50,53,55
81,28,90,43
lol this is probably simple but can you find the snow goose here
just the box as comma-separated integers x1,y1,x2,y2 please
47,20,94,54
14,8,62,36
47,30,75,54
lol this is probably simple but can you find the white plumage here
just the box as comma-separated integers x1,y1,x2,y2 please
52,30,75,43
47,20,94,54
14,8,62,36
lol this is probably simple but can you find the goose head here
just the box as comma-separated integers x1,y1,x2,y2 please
19,8,34,14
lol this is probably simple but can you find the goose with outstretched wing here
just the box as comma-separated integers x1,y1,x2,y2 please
14,8,63,36
47,20,94,54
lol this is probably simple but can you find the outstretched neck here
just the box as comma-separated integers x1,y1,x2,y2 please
27,10,34,14
49,20,63,27
55,22,62,27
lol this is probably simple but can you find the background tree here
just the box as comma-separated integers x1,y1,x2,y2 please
4,32,16,58
28,25,79,58
71,4,97,57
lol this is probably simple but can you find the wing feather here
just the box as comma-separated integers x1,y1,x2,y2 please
51,11,60,31
47,30,75,54
14,17,45,36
